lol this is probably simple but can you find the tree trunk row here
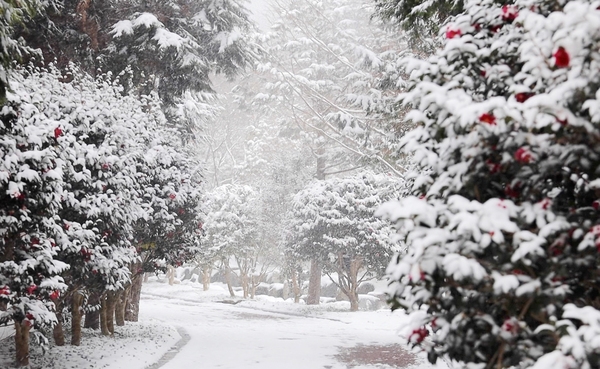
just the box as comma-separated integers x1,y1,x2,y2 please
14,262,146,367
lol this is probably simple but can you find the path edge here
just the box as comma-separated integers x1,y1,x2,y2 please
144,326,190,369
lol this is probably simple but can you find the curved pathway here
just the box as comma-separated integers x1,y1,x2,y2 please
139,292,434,369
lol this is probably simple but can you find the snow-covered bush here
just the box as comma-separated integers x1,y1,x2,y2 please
1,64,205,363
378,0,600,367
285,172,404,311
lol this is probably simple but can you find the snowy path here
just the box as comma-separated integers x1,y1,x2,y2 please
139,283,445,369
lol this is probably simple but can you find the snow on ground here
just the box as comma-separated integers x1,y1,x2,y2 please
0,320,179,369
140,277,448,369
0,277,449,369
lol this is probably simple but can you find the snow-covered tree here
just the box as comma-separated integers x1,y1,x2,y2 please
285,172,403,311
0,69,70,366
378,0,600,367
0,63,206,364
257,0,408,304
203,184,259,298
20,0,255,139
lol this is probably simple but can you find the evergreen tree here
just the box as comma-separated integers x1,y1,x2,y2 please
379,0,600,367
19,0,255,139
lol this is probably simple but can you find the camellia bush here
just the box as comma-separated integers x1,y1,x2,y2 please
377,0,600,368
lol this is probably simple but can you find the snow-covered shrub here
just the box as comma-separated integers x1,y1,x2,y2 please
378,0,600,367
1,64,206,363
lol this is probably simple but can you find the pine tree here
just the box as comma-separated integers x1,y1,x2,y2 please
379,0,600,367
19,0,255,139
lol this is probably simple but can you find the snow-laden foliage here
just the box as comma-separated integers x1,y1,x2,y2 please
285,172,404,309
202,184,260,297
0,0,57,101
257,0,407,176
0,77,69,330
17,0,255,140
379,0,600,367
0,65,204,355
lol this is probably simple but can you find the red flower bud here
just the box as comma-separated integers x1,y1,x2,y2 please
514,147,533,164
445,28,461,39
502,5,519,22
505,184,520,198
479,113,496,125
593,200,600,210
54,127,63,138
553,47,570,68
515,92,533,103
26,285,37,295
409,327,429,343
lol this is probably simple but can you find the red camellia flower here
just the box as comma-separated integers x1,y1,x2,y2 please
593,200,600,210
0,286,10,295
485,159,500,174
26,313,34,320
50,290,60,300
502,318,519,334
26,285,37,294
514,147,533,164
539,198,551,210
446,28,461,39
54,127,63,138
178,208,185,215
409,327,429,343
505,184,520,198
553,47,570,68
479,113,496,125
169,193,177,200
502,5,519,22
515,92,533,103
101,163,110,170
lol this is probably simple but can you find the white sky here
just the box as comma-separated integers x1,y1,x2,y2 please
247,0,273,32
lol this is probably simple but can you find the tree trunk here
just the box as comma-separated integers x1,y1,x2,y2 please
84,292,100,329
224,263,236,297
349,292,359,312
115,288,127,327
100,294,110,336
250,276,257,299
106,291,117,334
241,273,249,299
307,259,321,305
53,300,65,346
203,267,211,291
348,257,362,312
125,267,143,322
292,271,300,304
71,292,84,345
15,320,30,367
76,0,99,50
167,265,175,286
